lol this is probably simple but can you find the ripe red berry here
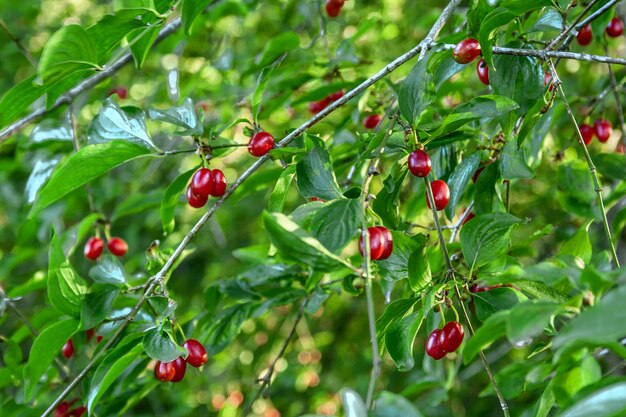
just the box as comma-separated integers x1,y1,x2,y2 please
616,142,625,154
86,328,95,341
248,131,275,157
359,226,388,261
107,86,128,100
308,99,329,114
107,237,128,257
84,237,104,260
606,17,624,37
594,118,613,143
453,38,481,64
183,339,208,367
425,329,446,360
476,58,489,85
211,169,227,197
69,406,87,417
309,197,326,202
328,91,344,101
580,123,595,145
62,339,74,359
576,24,592,46
55,401,73,417
426,180,450,211
96,335,103,343
470,283,487,293
439,321,464,353
190,168,215,197
325,0,342,17
462,212,475,225
170,357,187,382
187,186,208,208
154,360,176,382
408,149,431,177
363,114,382,129
375,226,393,259
544,72,554,92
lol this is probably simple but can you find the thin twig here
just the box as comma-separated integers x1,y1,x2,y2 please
0,20,37,67
546,0,603,51
449,201,474,244
547,60,621,268
242,299,308,416
604,46,626,149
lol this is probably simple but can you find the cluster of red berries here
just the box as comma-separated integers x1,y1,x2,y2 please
84,236,128,260
577,17,623,46
425,321,464,360
358,226,393,260
154,339,208,383
363,114,382,129
248,131,275,157
580,119,613,145
407,149,450,211
308,90,344,114
54,399,86,417
187,168,227,208
325,0,346,18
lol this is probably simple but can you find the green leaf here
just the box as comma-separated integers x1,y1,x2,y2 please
296,136,343,201
445,153,481,218
377,231,421,282
268,166,296,212
88,100,155,149
407,246,431,293
474,163,503,215
385,311,424,371
88,334,144,414
556,382,626,417
372,168,408,229
148,98,203,136
161,167,197,234
256,32,300,69
48,233,87,317
460,213,522,268
376,298,419,342
500,140,534,180
506,301,561,345
88,255,127,285
201,302,266,355
80,284,119,330
263,211,348,271
464,310,509,364
0,75,49,128
130,23,163,69
38,25,99,83
474,287,526,321
142,328,187,362
559,221,592,264
252,58,282,121
528,7,563,33
182,0,215,34
554,286,626,348
373,391,425,417
31,141,153,215
594,153,626,181
490,45,544,114
87,9,151,62
310,199,360,253
399,53,435,125
340,388,367,417
23,319,79,401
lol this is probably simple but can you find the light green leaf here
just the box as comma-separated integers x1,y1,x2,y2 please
460,213,522,268
464,310,509,364
373,391,425,417
38,25,99,83
182,0,215,34
559,221,592,264
506,301,561,345
385,311,423,371
296,136,343,201
142,328,187,362
148,98,202,136
340,388,367,417
268,166,296,212
399,53,435,125
88,100,155,149
445,153,481,218
161,167,198,234
556,382,626,417
500,140,534,180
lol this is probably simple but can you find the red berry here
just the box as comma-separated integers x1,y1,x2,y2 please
96,335,103,343
107,86,128,100
363,114,382,129
62,339,74,359
328,91,344,101
211,169,227,197
426,180,450,211
309,197,326,202
544,72,554,92
69,406,87,417
170,357,187,382
594,118,613,143
187,186,208,208
183,339,208,367
54,401,74,417
86,328,95,341
425,329,446,360
616,142,625,154
248,131,275,157
439,321,464,353
462,212,475,225
580,123,595,145
84,237,104,260
476,58,489,85
453,38,481,64
470,283,487,293
190,168,215,197
408,150,431,177
374,226,393,260
358,227,386,261
325,0,342,17
107,237,128,256
154,360,176,382
576,24,592,46
606,17,624,37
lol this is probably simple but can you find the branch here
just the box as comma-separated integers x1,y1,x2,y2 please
0,20,38,68
242,299,307,416
546,0,605,51
604,46,626,149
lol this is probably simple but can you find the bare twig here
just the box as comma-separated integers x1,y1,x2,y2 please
449,201,474,244
0,20,37,67
604,46,626,149
546,0,604,51
242,299,308,416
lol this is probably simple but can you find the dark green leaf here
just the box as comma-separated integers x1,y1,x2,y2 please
460,213,522,268
376,298,419,342
89,255,127,285
474,163,503,214
296,136,343,201
399,53,435,125
507,301,561,345
201,302,265,355
500,140,534,180
377,231,421,282
385,311,423,371
407,246,431,293
310,199,359,253
556,382,626,417
474,287,525,320
372,168,408,229
445,153,481,218
80,284,119,330
594,153,626,182
268,166,296,212
464,310,509,364
48,233,87,317
182,0,214,34
142,328,187,362
491,46,544,114
528,8,563,33
373,391,425,417
32,141,153,215
161,167,197,234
